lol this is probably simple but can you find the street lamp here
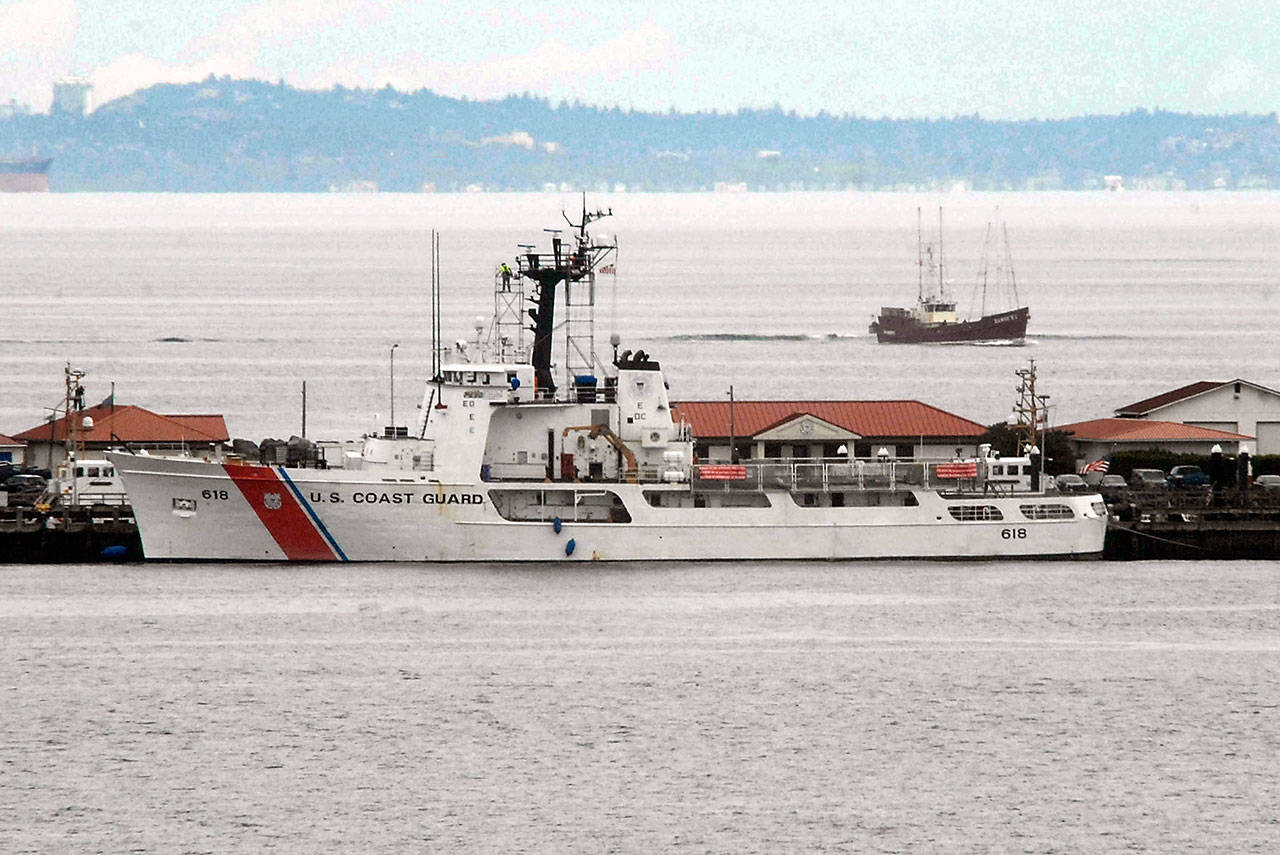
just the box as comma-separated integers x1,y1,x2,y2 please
390,343,399,431
727,384,735,463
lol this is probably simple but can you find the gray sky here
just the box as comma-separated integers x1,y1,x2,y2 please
3,0,1278,118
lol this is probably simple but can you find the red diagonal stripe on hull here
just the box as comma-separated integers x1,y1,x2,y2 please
223,464,337,561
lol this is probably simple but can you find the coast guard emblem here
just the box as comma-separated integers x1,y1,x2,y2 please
263,492,283,510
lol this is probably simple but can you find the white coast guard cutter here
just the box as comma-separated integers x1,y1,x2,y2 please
110,205,1106,561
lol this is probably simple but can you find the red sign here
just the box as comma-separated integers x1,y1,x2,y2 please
935,462,979,479
697,465,747,480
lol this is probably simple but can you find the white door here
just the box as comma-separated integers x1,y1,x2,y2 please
1254,421,1280,456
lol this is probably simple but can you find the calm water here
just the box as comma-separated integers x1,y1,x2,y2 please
3,191,1280,440
4,560,1279,852
3,193,1280,850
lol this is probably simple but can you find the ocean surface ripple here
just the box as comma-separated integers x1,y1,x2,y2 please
4,561,1279,852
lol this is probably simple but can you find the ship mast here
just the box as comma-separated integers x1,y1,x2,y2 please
937,206,944,300
976,220,993,317
1003,221,1020,307
63,363,87,506
517,198,615,396
1011,359,1050,456
916,207,924,301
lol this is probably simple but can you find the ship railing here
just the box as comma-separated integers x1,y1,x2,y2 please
687,457,986,493
65,491,130,507
566,383,617,404
488,456,990,490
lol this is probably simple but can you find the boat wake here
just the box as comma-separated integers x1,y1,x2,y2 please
940,338,1030,347
1031,333,1136,342
664,332,862,342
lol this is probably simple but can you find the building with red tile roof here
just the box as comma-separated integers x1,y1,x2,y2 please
12,403,229,469
1112,378,1280,454
672,400,986,461
0,433,24,465
1058,417,1253,461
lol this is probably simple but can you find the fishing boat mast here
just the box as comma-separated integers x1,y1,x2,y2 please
937,206,945,300
916,207,924,301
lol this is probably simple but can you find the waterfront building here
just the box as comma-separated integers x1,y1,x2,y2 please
1057,418,1253,462
11,402,228,470
671,400,985,464
1113,379,1280,455
0,434,23,465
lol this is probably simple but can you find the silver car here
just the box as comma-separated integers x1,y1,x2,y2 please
1054,473,1089,492
1129,468,1168,489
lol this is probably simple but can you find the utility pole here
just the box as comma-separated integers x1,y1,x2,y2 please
728,385,736,463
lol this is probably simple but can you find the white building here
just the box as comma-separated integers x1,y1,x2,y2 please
52,78,92,117
1114,379,1280,455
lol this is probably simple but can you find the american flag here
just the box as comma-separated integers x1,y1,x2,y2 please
1079,457,1110,474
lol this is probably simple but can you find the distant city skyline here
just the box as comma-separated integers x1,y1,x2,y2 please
3,0,1279,120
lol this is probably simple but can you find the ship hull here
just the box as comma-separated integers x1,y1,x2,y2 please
0,157,52,192
109,453,1107,562
872,306,1029,344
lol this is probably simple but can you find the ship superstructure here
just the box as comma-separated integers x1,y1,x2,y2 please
110,204,1104,561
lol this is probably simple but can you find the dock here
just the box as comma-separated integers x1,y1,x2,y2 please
1103,488,1280,560
0,505,142,563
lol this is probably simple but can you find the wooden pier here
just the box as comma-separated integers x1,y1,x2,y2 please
0,505,142,563
1103,488,1280,560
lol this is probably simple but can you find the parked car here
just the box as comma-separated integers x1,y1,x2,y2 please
1168,465,1209,488
1128,468,1168,489
1,474,48,507
1080,469,1106,487
1254,474,1280,490
1054,473,1089,492
1098,474,1127,490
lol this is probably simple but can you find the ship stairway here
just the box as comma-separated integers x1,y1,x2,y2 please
563,270,597,393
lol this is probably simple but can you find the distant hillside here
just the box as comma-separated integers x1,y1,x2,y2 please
3,77,1279,191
